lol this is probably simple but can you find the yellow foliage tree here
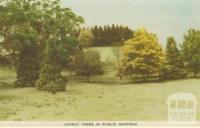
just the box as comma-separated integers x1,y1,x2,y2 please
78,29,94,48
119,28,165,81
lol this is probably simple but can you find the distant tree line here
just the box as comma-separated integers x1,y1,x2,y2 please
84,24,133,46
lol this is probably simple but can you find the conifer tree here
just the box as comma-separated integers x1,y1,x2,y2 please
182,29,200,77
160,37,186,79
0,0,42,87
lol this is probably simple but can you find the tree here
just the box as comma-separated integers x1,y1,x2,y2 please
0,0,42,87
36,0,84,93
90,24,133,46
160,37,186,80
0,0,83,91
181,29,200,77
78,29,94,48
119,28,165,81
73,50,104,82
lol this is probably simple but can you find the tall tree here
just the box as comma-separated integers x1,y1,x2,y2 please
166,37,179,65
119,28,165,81
36,0,83,93
182,29,200,77
0,0,42,87
160,37,186,79
0,0,83,91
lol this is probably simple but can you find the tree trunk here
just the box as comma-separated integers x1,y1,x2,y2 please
87,76,90,83
119,75,123,80
142,75,146,82
194,72,197,77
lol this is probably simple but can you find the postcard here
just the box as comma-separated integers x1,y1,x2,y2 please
0,0,200,127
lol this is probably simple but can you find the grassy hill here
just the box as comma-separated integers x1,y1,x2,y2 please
90,47,120,64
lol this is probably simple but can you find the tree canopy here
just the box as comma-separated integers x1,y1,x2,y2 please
182,29,200,77
160,36,186,80
0,0,84,91
78,29,94,48
72,50,104,82
89,24,133,46
120,28,165,81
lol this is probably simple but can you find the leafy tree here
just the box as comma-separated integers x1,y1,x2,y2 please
120,28,165,81
0,0,83,91
78,29,94,48
160,37,186,80
0,0,42,87
181,29,200,77
73,50,104,82
36,0,83,92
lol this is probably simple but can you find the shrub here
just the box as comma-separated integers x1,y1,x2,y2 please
73,50,104,82
0,55,11,67
15,43,40,87
159,65,187,80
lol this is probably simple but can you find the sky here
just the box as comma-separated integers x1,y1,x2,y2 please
61,0,200,46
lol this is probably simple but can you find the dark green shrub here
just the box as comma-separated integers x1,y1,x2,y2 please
160,65,187,80
73,50,104,82
15,43,40,87
36,41,69,93
0,55,11,67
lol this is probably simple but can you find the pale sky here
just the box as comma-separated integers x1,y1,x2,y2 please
61,0,200,46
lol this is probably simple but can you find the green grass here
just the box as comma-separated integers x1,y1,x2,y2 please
0,68,200,121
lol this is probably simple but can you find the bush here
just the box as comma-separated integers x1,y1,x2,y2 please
15,44,40,87
36,40,69,93
36,65,68,93
37,76,68,94
0,55,11,67
73,50,104,82
159,65,187,80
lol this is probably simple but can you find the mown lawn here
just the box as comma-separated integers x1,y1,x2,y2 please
0,68,200,121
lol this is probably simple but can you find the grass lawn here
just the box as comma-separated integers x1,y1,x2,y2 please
0,68,200,121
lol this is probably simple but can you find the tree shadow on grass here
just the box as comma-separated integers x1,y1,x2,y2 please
65,88,83,95
69,75,200,86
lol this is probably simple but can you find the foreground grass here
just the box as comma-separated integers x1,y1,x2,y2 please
0,68,200,121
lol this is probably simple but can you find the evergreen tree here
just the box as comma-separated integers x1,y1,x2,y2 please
16,42,40,87
160,37,186,80
92,25,99,45
182,29,200,77
0,0,41,87
89,24,133,46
